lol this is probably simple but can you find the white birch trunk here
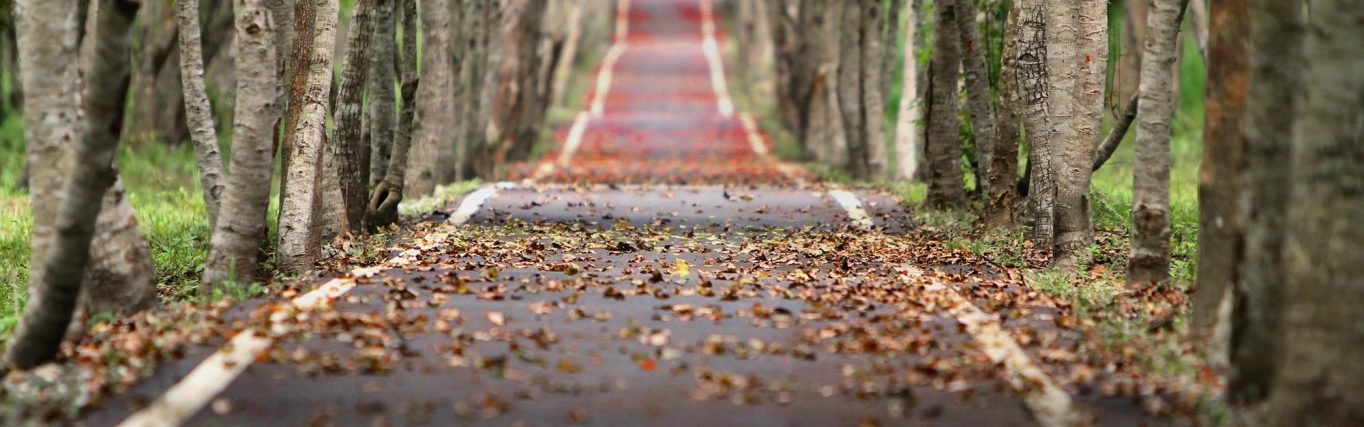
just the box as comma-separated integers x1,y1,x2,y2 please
276,0,338,273
203,0,281,289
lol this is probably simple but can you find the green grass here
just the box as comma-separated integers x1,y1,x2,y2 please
1,115,216,332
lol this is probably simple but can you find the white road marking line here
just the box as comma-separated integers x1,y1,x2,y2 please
117,332,271,427
828,188,874,229
737,113,768,156
699,0,734,118
118,185,507,427
556,111,592,167
589,43,627,119
446,183,508,225
901,267,1089,427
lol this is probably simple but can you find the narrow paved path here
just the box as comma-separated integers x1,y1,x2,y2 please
84,1,1168,426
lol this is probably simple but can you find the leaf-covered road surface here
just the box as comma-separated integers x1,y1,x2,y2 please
84,1,1176,425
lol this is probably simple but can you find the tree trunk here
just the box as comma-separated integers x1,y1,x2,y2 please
1192,0,1248,329
405,0,454,196
792,0,843,164
986,0,1023,226
549,0,583,108
1227,0,1301,403
1091,92,1138,172
836,1,867,179
767,0,799,133
1052,0,1107,267
129,0,188,144
954,0,998,198
203,0,280,290
6,0,146,369
1264,0,1364,421
1119,0,1148,103
8,0,85,368
177,0,227,227
366,0,420,230
496,0,550,165
275,0,337,274
881,0,904,97
367,0,397,186
1127,0,1180,284
327,0,384,234
891,0,920,182
1017,0,1055,248
924,0,965,208
457,0,491,181
472,1,504,178
860,0,889,180
442,0,468,184
80,0,155,318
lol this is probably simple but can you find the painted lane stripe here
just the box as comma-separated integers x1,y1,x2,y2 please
588,43,627,119
901,267,1088,427
446,183,511,225
534,0,629,179
828,189,874,229
556,111,592,168
699,0,734,118
117,332,271,427
737,113,768,156
118,185,506,427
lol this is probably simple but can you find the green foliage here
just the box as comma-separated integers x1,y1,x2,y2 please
0,118,219,333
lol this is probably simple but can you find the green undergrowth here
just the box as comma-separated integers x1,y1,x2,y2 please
723,10,1208,388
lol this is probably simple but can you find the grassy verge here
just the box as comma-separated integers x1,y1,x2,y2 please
722,13,1211,403
1,116,217,333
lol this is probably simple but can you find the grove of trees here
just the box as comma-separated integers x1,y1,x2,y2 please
736,0,1362,421
3,0,602,369
1,0,1360,422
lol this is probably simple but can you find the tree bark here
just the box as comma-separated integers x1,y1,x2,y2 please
327,0,384,234
880,0,903,97
836,1,867,179
924,0,965,208
204,0,280,290
767,0,799,133
496,0,550,165
457,0,492,181
791,0,843,164
177,0,227,227
1264,0,1364,421
891,0,921,182
1052,0,1107,267
1227,0,1301,403
472,1,504,178
1192,0,1248,329
860,0,889,179
1016,0,1055,248
7,0,148,368
405,0,454,196
79,0,155,318
129,0,188,145
954,0,998,198
9,0,86,368
1091,92,1138,172
1127,0,1180,284
275,0,337,274
366,0,419,229
367,0,397,186
987,1,1023,226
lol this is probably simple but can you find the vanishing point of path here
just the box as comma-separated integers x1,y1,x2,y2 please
86,1,1168,426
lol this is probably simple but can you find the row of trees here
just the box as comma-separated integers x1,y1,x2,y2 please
5,0,608,369
739,0,1363,421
